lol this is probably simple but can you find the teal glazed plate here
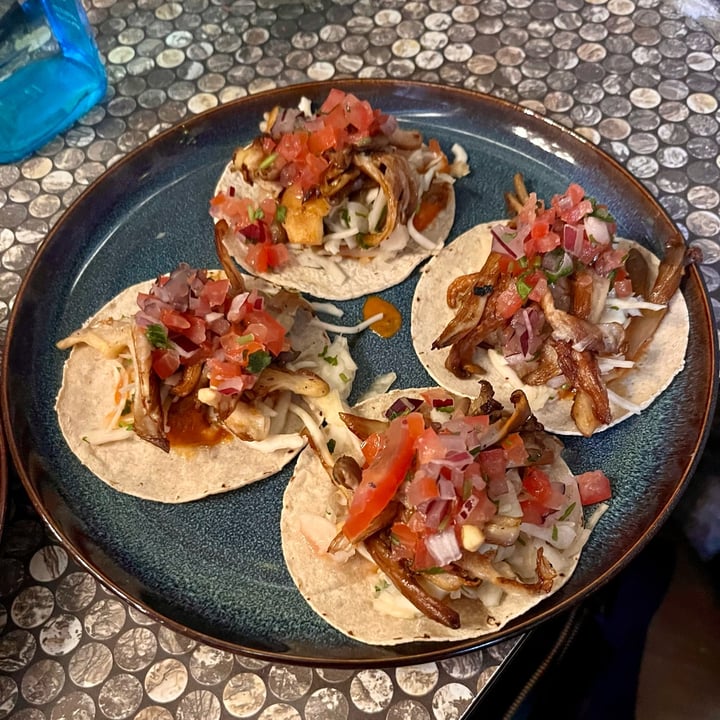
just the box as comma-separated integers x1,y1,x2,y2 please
2,81,717,666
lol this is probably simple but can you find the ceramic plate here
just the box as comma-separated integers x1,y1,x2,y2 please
3,81,717,666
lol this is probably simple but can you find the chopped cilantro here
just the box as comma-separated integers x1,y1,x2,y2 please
258,152,278,170
437,404,455,413
339,372,350,383
247,350,271,374
145,323,171,349
516,273,533,301
275,204,287,223
558,502,576,521
326,438,336,454
319,345,338,366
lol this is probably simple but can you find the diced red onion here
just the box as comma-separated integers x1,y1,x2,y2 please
425,528,462,566
384,396,423,419
457,494,480,522
227,292,250,322
437,478,456,501
584,215,611,245
491,224,525,259
424,499,450,530
562,223,585,256
432,398,454,408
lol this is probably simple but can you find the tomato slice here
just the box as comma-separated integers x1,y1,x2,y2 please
576,470,612,505
343,412,425,543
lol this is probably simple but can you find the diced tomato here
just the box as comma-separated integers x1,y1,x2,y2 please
343,412,426,543
477,447,507,485
179,314,206,345
529,274,548,301
259,196,279,221
522,466,553,505
413,536,438,571
200,278,230,309
576,470,612,505
308,124,337,154
566,183,585,205
613,277,633,297
209,193,254,226
152,348,180,380
564,199,593,224
520,498,545,525
502,433,528,467
243,309,287,355
533,230,561,254
207,358,242,387
457,490,497,525
345,95,374,134
299,152,329,191
160,308,191,331
415,427,446,465
245,242,270,273
277,131,309,162
266,242,289,268
390,522,417,561
407,473,440,508
496,283,524,319
319,87,347,114
361,432,384,465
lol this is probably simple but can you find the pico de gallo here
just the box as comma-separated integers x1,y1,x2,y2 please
210,89,469,273
433,175,677,436
310,387,610,629
135,263,290,395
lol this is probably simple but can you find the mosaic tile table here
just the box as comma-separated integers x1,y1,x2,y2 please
1,0,719,718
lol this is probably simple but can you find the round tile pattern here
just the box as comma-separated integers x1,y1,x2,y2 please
2,0,719,717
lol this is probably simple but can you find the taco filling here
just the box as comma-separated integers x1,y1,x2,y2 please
55,249,356,502
211,89,469,299
281,386,610,645
413,175,696,436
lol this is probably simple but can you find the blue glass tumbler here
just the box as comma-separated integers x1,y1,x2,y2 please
0,0,107,163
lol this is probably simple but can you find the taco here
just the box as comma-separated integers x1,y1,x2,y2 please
210,88,469,300
281,386,610,645
412,176,694,436
55,259,355,503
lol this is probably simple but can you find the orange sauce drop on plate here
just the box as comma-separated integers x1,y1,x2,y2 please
363,296,402,338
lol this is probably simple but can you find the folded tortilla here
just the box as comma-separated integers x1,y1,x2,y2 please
411,224,690,436
281,388,589,645
55,274,331,503
213,164,456,301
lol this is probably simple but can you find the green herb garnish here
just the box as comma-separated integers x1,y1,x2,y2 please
558,502,576,521
247,350,271,374
145,323,171,349
552,525,559,541
275,204,287,223
319,345,338,366
327,438,336,454
259,152,278,170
